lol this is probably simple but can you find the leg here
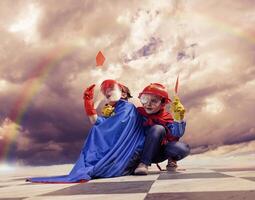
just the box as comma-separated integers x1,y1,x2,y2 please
150,142,190,171
140,125,166,165
151,145,168,164
134,125,166,175
164,141,190,161
122,150,141,175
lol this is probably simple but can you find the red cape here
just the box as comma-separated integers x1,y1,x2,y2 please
137,107,178,143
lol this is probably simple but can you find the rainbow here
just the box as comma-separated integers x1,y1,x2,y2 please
192,10,255,45
1,45,76,163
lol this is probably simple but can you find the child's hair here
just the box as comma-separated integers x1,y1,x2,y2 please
119,84,132,100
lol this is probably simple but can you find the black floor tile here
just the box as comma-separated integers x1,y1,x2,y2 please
158,172,232,180
241,177,255,182
145,191,255,200
41,180,154,195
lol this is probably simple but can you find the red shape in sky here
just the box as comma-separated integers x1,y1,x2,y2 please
96,51,105,66
174,75,179,94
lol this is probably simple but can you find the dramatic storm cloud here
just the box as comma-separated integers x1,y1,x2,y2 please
0,0,254,165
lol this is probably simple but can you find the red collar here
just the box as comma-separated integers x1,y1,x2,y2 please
137,107,173,126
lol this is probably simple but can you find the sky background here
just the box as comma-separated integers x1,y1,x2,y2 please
0,0,254,166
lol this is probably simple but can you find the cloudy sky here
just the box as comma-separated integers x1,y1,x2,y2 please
0,0,254,165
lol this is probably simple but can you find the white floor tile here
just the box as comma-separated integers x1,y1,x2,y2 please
221,171,255,177
0,183,77,198
149,177,255,193
24,193,147,200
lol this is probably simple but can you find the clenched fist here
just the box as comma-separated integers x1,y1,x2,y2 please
171,96,185,121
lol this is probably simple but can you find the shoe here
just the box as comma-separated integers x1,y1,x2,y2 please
166,159,177,171
134,163,148,175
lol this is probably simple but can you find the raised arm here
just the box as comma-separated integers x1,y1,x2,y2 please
168,95,186,138
83,84,98,124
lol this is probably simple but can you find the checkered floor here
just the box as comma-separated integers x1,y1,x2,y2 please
1,162,255,200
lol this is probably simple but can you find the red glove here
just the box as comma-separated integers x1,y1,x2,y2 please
83,84,97,116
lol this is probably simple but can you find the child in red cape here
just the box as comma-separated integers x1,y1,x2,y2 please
134,83,190,175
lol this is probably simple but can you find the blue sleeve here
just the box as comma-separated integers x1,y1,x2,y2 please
167,121,186,138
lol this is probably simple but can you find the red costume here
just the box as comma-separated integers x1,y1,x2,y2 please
137,107,178,144
138,83,178,143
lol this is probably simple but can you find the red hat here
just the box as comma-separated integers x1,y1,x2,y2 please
139,83,171,103
100,79,120,94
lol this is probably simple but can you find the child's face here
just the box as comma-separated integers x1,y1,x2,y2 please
140,94,162,114
103,84,122,103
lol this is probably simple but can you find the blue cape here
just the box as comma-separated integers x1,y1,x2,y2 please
27,100,145,183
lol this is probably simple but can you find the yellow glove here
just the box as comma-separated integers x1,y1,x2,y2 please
171,95,185,121
101,104,115,117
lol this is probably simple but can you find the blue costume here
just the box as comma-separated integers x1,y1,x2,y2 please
27,100,145,183
137,107,190,166
140,123,189,165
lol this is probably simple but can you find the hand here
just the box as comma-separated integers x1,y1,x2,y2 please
101,104,115,117
171,95,185,121
83,84,96,100
83,84,97,116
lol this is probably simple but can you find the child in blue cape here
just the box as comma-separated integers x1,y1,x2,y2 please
27,80,145,183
